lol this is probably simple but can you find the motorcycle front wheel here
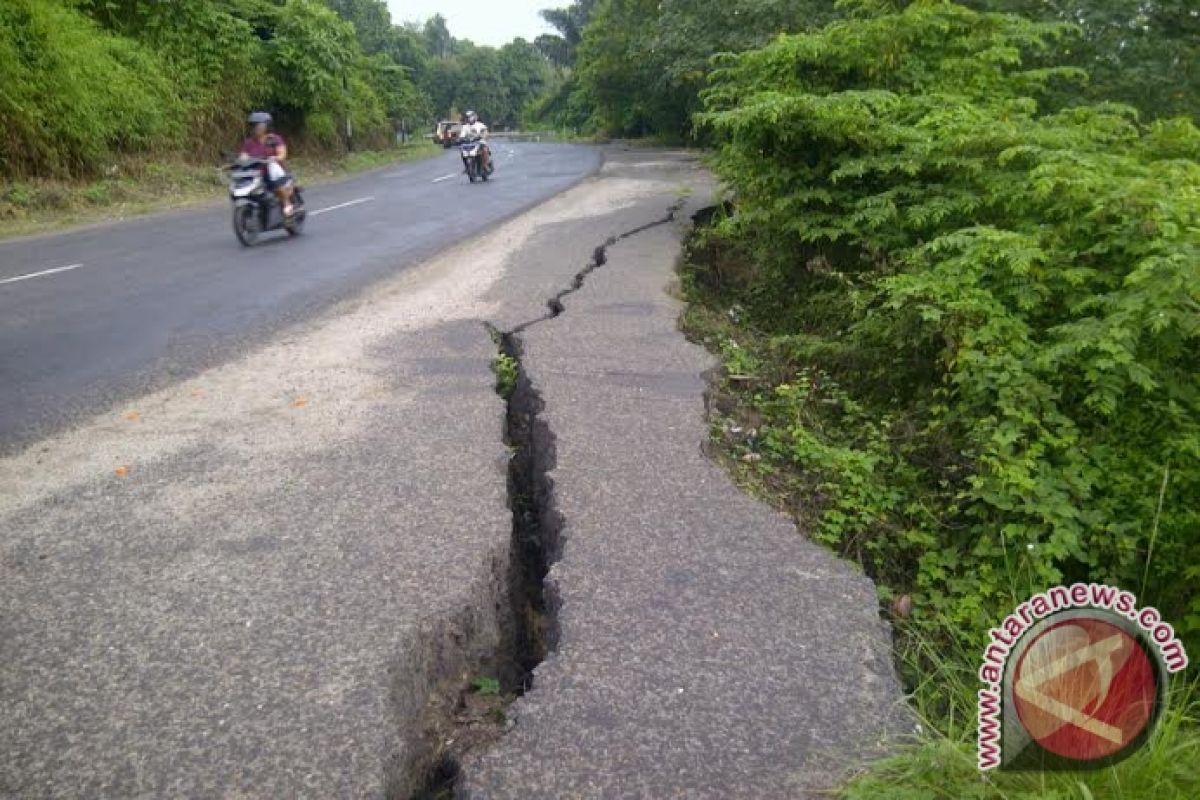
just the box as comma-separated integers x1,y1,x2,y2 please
466,159,478,183
286,209,306,236
233,205,259,247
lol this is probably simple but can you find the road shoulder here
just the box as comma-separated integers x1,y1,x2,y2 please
462,150,911,798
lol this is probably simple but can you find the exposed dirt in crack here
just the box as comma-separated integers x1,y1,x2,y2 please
410,331,562,800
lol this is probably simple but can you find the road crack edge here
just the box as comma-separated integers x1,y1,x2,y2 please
410,200,685,798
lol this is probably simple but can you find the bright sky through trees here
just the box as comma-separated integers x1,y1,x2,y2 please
388,0,554,46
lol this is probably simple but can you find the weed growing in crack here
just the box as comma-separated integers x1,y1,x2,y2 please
492,353,519,400
470,676,501,697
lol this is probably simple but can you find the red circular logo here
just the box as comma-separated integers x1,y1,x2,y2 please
1013,617,1158,762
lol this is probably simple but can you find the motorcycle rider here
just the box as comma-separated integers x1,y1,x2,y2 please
459,110,491,174
239,112,295,219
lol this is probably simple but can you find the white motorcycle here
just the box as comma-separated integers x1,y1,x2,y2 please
460,138,494,183
228,156,306,246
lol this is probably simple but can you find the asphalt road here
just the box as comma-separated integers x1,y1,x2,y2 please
1,147,631,798
0,143,600,450
0,150,906,798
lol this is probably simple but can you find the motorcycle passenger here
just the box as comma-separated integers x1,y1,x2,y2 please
460,110,491,174
239,112,295,220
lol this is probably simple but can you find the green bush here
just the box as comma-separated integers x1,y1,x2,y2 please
492,353,520,400
3,183,35,209
131,1,268,155
304,112,340,149
0,0,183,176
699,0,1200,654
346,72,392,148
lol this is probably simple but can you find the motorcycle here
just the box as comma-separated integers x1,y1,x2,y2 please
460,137,494,183
228,156,306,246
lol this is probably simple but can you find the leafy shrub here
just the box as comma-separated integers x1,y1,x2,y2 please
3,183,35,209
81,182,110,205
492,353,520,400
304,112,340,149
130,1,268,156
699,0,1200,653
0,0,183,176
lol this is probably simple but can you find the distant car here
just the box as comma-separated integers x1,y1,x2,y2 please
434,121,462,148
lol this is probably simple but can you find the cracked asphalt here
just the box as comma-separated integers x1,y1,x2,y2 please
465,155,911,798
0,147,908,798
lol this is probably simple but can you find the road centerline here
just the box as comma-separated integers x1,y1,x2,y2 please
308,197,375,216
0,143,600,449
431,174,458,183
0,263,84,286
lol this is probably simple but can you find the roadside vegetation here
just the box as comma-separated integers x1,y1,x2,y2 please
526,0,1197,139
681,2,1196,797
534,0,1200,796
0,0,554,231
0,0,557,179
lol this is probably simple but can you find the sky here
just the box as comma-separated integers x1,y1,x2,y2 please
387,0,557,48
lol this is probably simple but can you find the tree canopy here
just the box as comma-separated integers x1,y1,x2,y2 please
531,0,1197,137
0,0,554,177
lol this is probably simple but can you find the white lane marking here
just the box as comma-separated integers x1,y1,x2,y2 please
308,196,374,216
432,174,458,183
0,263,84,286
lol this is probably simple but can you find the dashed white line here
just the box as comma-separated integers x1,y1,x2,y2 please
432,174,458,183
308,196,375,216
0,263,84,286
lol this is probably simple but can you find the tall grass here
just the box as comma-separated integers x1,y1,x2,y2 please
843,621,1199,800
0,0,184,177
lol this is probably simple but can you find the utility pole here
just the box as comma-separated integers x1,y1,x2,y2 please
343,73,353,152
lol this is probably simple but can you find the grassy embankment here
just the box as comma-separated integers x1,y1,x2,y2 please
0,143,438,240
677,4,1199,796
681,248,1200,799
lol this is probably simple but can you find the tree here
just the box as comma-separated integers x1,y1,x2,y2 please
497,39,553,127
382,24,432,82
538,0,599,66
422,13,453,59
562,0,843,137
534,33,573,68
325,0,393,56
573,0,662,134
422,57,462,119
455,44,510,125
967,0,1200,120
270,0,358,115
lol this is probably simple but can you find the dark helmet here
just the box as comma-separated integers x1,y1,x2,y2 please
464,110,478,124
247,111,272,126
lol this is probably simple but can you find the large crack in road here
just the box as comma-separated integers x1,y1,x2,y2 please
0,153,667,799
413,201,686,797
